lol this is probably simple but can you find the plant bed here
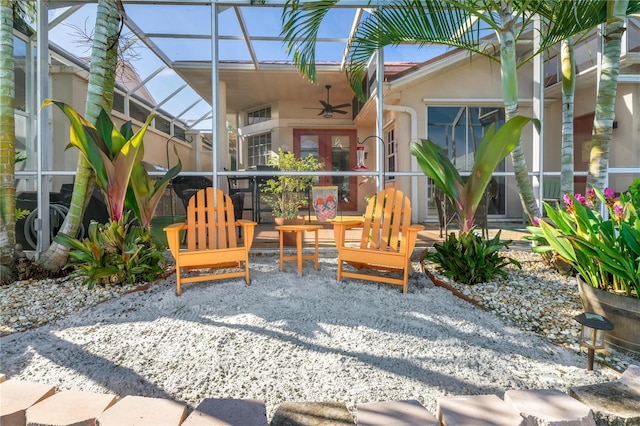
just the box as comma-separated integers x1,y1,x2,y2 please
419,248,487,311
419,250,590,352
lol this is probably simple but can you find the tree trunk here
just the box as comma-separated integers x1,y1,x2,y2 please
38,0,121,271
586,0,628,195
499,1,540,225
561,37,575,196
0,0,16,269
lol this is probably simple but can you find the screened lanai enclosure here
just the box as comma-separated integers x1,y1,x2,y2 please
11,1,640,254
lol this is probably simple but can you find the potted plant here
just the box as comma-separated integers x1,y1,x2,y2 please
528,178,640,356
261,148,324,229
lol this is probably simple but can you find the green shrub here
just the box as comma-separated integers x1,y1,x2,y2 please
425,230,521,285
55,215,165,288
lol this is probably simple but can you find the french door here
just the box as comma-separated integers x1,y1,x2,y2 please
293,129,358,211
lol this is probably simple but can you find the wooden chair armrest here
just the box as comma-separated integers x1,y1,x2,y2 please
406,224,425,233
236,219,257,249
164,222,186,232
400,224,424,254
331,219,364,230
331,220,363,248
163,222,186,258
236,219,257,227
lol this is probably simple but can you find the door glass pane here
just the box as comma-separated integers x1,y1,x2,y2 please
300,135,320,185
300,135,319,159
331,135,350,203
427,106,467,171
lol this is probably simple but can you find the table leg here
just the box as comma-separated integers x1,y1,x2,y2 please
279,230,284,271
314,229,319,270
296,230,303,275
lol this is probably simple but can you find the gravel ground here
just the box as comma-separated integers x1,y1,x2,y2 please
0,249,636,420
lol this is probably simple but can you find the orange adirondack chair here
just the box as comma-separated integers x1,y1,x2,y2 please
164,188,257,296
332,187,424,293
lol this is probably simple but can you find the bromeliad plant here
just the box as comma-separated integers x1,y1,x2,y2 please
43,100,181,228
43,100,181,286
411,116,535,283
60,213,165,288
527,179,640,298
425,230,521,285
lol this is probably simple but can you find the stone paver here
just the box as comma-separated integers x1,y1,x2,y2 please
437,394,524,426
96,395,187,426
0,379,56,426
26,390,116,426
620,364,640,393
182,398,267,426
356,400,439,426
270,401,354,426
504,389,594,426
570,381,640,425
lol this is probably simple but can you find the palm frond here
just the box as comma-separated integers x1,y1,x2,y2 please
281,0,340,83
347,0,508,99
522,0,640,64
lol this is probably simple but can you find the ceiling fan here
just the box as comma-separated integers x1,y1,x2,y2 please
305,85,350,118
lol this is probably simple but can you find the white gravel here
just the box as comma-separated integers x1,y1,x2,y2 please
0,251,626,420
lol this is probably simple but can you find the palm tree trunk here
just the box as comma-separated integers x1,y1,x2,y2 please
561,37,575,196
586,0,628,193
500,1,540,224
38,0,121,271
0,0,16,269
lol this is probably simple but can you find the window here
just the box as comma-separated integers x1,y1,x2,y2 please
427,106,505,172
385,128,397,181
155,116,171,134
174,125,187,142
130,100,151,123
247,106,271,125
113,92,125,113
427,105,506,216
247,133,272,167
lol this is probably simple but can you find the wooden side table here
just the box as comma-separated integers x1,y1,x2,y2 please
275,224,323,275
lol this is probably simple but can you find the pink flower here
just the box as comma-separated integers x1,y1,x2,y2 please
575,193,586,206
532,216,541,226
563,194,572,205
587,188,596,206
604,187,615,199
614,204,624,221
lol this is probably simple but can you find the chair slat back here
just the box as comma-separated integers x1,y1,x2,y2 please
543,178,561,199
186,188,238,251
360,188,411,252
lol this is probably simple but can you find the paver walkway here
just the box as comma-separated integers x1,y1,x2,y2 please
2,367,638,425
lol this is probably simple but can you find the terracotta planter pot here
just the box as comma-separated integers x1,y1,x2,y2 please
274,216,306,246
577,276,640,357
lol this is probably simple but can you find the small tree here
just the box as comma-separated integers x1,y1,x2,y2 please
261,149,323,219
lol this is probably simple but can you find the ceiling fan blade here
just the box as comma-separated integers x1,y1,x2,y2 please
332,103,351,109
317,111,326,116
334,109,348,114
319,100,330,108
303,107,323,110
